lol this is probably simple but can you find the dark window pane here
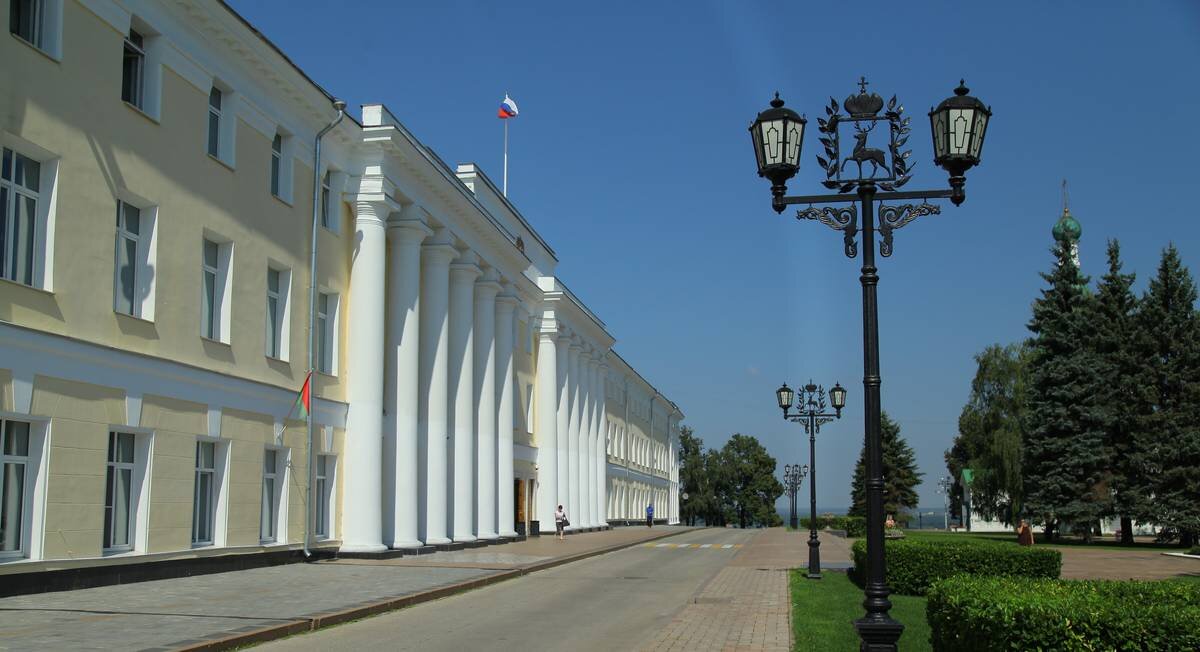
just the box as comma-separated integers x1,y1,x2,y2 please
2,462,25,551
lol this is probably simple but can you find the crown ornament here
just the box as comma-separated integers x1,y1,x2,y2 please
844,76,883,117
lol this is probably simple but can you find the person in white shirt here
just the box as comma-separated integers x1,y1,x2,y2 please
555,505,568,540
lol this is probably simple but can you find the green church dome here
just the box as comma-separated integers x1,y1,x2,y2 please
1052,208,1081,242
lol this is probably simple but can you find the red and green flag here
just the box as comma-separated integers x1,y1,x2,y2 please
288,372,312,420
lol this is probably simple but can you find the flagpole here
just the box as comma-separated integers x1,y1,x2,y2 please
503,117,509,197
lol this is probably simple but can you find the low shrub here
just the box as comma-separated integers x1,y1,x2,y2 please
1188,545,1200,555
926,575,1200,651
799,515,866,537
851,537,1061,595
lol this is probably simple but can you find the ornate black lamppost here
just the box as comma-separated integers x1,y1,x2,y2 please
782,463,808,530
936,476,953,531
752,78,992,650
776,381,846,580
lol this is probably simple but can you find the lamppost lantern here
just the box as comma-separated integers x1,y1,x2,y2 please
802,464,809,476
776,382,795,417
829,382,847,416
929,80,991,205
750,94,806,212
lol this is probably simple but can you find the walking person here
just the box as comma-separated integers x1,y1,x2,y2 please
646,503,654,528
555,504,568,540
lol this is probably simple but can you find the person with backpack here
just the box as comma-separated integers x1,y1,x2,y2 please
555,504,568,540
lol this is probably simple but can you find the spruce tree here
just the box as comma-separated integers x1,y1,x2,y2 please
1133,244,1200,546
1091,240,1146,544
1024,241,1108,540
849,412,922,522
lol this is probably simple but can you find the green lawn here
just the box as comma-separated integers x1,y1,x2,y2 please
790,570,930,651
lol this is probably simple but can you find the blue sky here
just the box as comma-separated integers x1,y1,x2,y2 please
228,1,1200,509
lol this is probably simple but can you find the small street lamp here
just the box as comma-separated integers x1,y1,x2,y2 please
752,78,991,650
783,463,809,530
776,381,846,580
936,476,953,531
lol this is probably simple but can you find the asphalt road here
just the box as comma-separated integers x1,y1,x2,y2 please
257,528,757,651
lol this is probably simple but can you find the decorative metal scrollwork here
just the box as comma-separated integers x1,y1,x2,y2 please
797,204,858,259
878,202,941,257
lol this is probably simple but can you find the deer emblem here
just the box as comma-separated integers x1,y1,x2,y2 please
841,127,888,179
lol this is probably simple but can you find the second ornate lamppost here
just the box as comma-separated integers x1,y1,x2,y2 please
782,463,808,530
776,381,846,580
752,77,991,650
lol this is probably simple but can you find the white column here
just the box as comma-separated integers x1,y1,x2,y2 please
419,229,457,545
341,200,388,553
578,352,593,527
384,214,430,549
566,340,582,528
495,292,518,538
555,331,571,525
535,324,559,534
449,251,480,543
596,361,609,526
586,355,600,527
473,268,500,540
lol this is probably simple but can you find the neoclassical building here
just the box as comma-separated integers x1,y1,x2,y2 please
0,0,681,582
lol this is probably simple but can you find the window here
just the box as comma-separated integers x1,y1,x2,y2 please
270,133,282,197
9,0,42,47
121,29,145,109
1,420,30,556
207,88,222,158
200,237,231,342
114,202,140,316
316,292,336,374
192,440,216,545
320,171,332,228
201,239,218,339
264,267,286,360
1,147,40,286
315,454,332,538
260,449,279,542
104,432,135,551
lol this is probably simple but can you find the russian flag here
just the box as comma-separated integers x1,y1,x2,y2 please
498,95,519,119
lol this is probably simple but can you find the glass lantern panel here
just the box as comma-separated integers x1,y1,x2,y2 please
969,112,988,159
785,120,803,166
761,120,783,165
949,108,974,155
752,126,767,172
931,113,947,158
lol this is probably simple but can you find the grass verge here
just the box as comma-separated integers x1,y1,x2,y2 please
789,569,930,651
902,529,1188,552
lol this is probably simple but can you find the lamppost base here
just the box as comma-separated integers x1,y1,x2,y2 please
853,616,904,651
806,571,823,580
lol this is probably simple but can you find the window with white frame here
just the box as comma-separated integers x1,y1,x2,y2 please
192,440,216,545
260,448,281,542
265,266,290,360
121,28,145,109
320,170,332,228
200,237,231,343
270,133,282,197
207,88,222,158
114,201,141,316
316,291,337,374
9,0,61,57
2,147,40,286
103,431,135,551
1,420,31,556
314,454,332,538
206,84,236,164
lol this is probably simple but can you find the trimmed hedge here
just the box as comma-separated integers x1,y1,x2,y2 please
799,515,866,537
927,575,1200,651
851,538,1061,595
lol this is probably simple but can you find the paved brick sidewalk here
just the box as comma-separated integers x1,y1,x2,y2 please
0,526,690,651
641,528,850,651
1056,546,1200,580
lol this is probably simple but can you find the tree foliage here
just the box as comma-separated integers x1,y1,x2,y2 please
718,434,784,528
1132,245,1200,546
945,343,1030,526
849,411,923,521
1024,241,1109,539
